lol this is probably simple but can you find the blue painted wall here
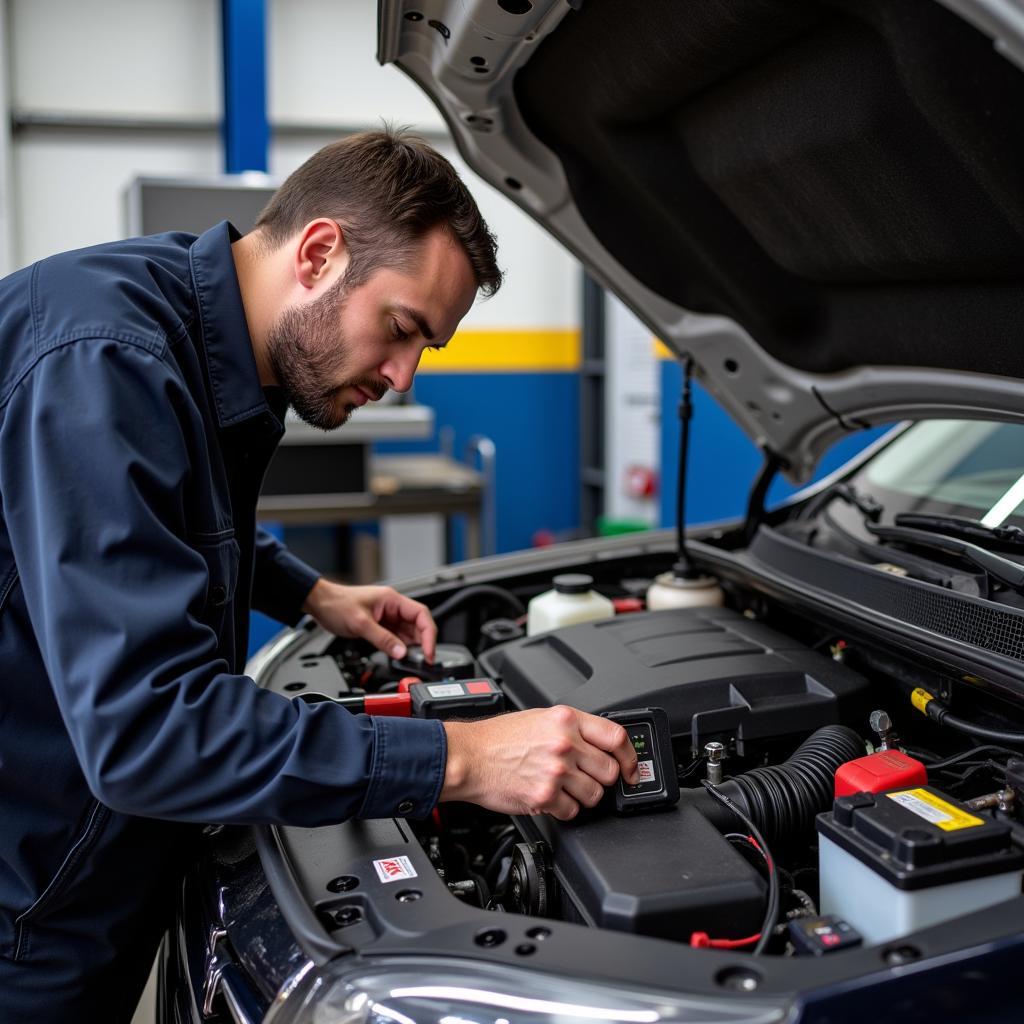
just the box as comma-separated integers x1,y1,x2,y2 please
378,371,581,555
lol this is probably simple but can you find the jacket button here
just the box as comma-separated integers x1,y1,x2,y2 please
211,584,228,606
397,800,414,815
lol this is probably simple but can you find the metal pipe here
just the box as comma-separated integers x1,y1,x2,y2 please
465,434,497,556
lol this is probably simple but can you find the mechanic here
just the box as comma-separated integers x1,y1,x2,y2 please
0,129,639,1022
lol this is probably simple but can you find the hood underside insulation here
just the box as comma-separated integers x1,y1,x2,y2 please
515,0,1024,378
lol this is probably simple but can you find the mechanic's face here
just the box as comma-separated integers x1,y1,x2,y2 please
266,228,477,430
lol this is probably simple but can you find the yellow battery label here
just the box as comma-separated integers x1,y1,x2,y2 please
911,688,934,715
887,788,984,831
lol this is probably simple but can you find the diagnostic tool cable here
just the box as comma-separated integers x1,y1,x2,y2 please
701,779,779,955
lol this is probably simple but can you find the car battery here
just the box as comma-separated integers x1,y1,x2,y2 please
817,787,1024,945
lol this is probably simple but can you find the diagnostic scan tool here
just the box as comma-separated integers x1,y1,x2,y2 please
602,707,679,814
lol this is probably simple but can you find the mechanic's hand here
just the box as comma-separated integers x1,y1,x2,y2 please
441,706,640,820
302,579,437,662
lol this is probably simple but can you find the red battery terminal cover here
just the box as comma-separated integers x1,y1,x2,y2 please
834,749,927,798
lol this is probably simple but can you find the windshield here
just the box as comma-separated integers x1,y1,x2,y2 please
856,420,1024,527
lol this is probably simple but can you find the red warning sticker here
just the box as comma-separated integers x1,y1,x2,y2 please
373,855,418,883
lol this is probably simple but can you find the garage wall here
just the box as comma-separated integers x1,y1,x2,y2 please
7,0,222,267
2,0,583,559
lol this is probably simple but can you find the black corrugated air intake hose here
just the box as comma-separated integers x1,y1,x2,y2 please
692,725,865,846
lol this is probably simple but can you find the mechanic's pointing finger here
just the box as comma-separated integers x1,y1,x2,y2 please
414,604,437,663
578,713,640,784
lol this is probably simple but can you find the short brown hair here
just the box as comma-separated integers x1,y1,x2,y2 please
254,127,502,296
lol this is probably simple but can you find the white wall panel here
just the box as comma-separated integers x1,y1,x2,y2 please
0,1,16,274
10,0,218,119
14,133,219,266
604,293,659,525
268,0,444,130
7,0,577,331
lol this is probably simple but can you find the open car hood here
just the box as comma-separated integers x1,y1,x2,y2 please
379,0,1024,480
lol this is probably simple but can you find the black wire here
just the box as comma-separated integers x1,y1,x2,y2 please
430,584,525,623
726,833,769,870
743,452,785,545
677,756,704,782
483,830,519,885
918,744,1023,772
939,712,1024,745
941,758,1009,788
901,746,942,764
702,780,779,956
674,358,695,574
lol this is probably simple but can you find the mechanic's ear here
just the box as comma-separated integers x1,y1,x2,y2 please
294,219,349,289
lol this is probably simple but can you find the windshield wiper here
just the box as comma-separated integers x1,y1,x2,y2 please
801,481,884,522
894,513,1024,552
865,521,1024,595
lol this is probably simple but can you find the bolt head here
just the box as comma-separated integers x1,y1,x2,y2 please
869,710,892,733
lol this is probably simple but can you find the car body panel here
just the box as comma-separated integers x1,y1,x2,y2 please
377,0,1024,480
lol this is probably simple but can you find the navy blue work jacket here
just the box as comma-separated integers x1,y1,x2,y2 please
0,223,446,1021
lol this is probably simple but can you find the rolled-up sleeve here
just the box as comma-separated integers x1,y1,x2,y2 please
0,337,446,824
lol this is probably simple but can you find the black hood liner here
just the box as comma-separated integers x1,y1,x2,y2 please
515,0,1024,377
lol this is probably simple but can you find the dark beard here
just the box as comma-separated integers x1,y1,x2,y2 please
264,278,386,431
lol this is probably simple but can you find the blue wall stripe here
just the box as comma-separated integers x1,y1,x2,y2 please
221,0,269,174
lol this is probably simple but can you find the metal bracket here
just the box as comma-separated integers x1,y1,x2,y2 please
201,888,230,1019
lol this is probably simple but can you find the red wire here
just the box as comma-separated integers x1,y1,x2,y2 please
743,834,773,874
690,835,771,949
690,931,761,949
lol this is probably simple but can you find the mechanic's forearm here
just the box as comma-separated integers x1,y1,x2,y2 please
301,576,330,618
77,666,445,825
440,720,472,802
253,527,321,624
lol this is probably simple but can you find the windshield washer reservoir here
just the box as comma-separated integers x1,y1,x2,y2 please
526,574,614,635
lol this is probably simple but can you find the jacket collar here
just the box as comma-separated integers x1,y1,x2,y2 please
188,221,282,435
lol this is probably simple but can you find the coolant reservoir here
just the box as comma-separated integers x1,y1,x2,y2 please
646,571,724,610
526,574,615,636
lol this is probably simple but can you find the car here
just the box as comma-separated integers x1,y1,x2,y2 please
158,2,1024,1022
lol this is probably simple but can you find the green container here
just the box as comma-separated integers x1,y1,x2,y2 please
596,516,653,537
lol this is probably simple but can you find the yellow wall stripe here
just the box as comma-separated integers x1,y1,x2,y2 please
653,338,675,360
418,328,581,372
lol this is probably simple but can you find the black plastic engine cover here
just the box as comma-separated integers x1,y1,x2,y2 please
482,607,868,756
519,800,766,940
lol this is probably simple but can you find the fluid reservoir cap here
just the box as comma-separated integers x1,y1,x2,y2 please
392,643,476,680
553,573,595,595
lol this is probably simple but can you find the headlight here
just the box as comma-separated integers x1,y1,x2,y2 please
271,956,787,1024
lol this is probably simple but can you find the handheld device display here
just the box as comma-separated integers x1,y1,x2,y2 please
602,707,679,814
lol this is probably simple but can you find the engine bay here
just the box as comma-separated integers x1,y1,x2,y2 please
261,545,1024,964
